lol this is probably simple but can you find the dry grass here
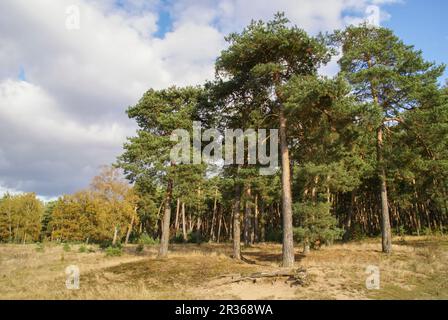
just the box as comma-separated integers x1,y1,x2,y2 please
0,236,447,300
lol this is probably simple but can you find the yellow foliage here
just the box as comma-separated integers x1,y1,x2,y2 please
51,166,139,243
0,193,44,243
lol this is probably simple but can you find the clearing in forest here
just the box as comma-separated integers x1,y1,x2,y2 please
0,236,447,300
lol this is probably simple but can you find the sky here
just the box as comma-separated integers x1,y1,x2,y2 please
382,0,448,81
0,0,446,201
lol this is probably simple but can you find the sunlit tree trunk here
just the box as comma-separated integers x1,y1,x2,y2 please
377,126,392,253
158,179,173,258
253,193,259,243
112,226,118,246
244,186,252,246
181,202,187,242
232,182,242,260
217,207,222,243
125,209,136,245
279,106,295,267
174,198,180,234
210,188,218,241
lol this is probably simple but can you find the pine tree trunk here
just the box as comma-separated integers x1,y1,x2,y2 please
279,106,295,267
244,186,252,246
158,179,173,258
174,198,180,234
303,240,310,255
343,191,355,242
232,181,242,260
125,212,135,245
188,212,193,233
181,202,187,242
377,126,392,253
224,212,230,241
254,193,259,243
210,188,218,241
259,201,266,242
196,216,202,243
217,207,222,243
112,226,118,246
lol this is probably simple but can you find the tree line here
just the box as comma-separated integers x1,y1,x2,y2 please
1,14,447,267
0,166,138,246
117,14,447,265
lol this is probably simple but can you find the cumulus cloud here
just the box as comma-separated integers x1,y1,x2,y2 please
0,0,397,198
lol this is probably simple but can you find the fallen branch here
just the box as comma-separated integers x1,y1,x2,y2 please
218,268,309,287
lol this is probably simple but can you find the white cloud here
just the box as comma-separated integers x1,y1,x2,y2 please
0,79,131,195
0,80,128,146
0,0,397,197
152,22,225,86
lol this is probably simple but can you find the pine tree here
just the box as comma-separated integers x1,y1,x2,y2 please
332,24,445,253
214,13,330,267
117,86,205,257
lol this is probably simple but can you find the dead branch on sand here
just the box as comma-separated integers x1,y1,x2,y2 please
216,268,309,287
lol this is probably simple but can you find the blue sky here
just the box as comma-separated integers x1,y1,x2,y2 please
383,0,448,82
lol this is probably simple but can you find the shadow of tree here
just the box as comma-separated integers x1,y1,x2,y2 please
242,251,306,265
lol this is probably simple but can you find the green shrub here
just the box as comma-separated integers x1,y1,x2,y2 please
392,225,407,237
350,224,367,241
172,232,186,243
319,228,344,246
434,227,445,236
99,241,111,249
138,233,159,245
422,227,433,236
293,202,343,249
265,228,282,243
79,245,87,253
293,226,343,249
99,240,122,249
188,231,203,244
170,231,202,244
63,243,71,252
105,246,122,257
170,231,203,244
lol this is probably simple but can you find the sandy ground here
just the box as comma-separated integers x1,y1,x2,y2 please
0,236,447,300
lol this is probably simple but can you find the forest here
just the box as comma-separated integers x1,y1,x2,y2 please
1,14,447,273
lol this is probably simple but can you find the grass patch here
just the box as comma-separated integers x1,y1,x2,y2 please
0,236,447,300
105,246,122,257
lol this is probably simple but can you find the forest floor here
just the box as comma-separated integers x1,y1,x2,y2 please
0,236,447,300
